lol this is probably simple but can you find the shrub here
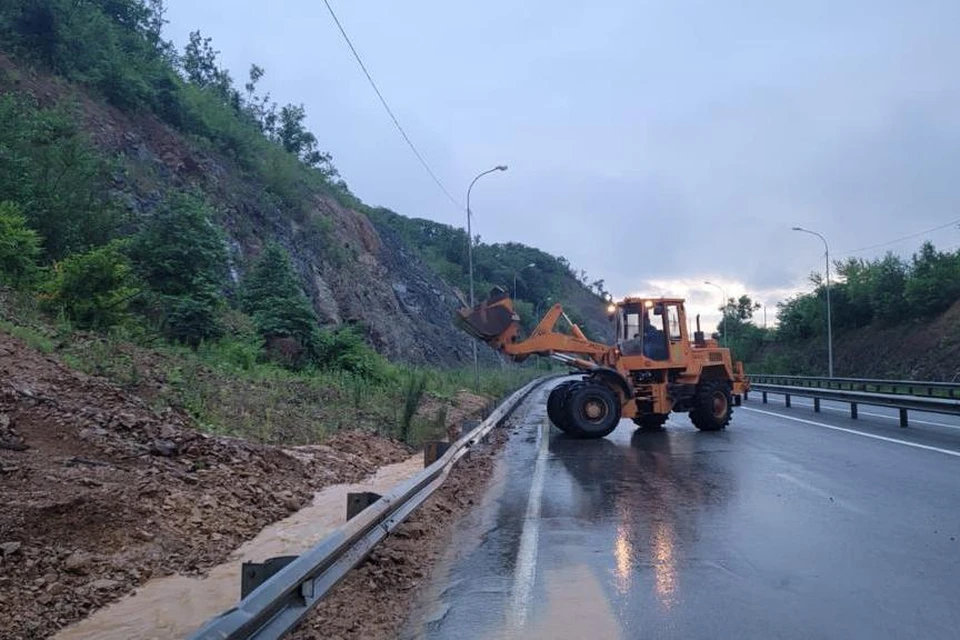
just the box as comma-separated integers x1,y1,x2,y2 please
43,240,137,328
0,202,42,288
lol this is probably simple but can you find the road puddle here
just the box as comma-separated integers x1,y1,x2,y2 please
55,454,423,640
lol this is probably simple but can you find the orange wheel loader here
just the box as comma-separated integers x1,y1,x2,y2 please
457,288,750,439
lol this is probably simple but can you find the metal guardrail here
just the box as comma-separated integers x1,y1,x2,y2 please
749,374,960,399
749,382,960,427
188,375,557,640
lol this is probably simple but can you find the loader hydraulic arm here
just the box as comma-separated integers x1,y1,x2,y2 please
456,289,611,363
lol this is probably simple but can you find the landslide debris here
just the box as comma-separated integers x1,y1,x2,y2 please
0,330,411,639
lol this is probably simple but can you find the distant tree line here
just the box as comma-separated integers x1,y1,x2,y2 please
713,242,960,372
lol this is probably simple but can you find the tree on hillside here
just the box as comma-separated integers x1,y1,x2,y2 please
905,242,960,316
0,95,122,260
240,243,321,367
128,191,228,345
0,202,42,288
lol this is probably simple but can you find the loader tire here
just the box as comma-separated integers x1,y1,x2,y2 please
689,380,733,431
634,413,669,430
565,383,621,439
547,381,574,432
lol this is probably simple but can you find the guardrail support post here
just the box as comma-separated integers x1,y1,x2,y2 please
347,492,382,521
813,398,820,413
850,403,858,419
241,556,297,599
899,408,908,428
423,441,451,466
762,391,767,404
785,394,791,408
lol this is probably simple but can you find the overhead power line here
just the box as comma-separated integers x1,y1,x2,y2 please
839,218,960,256
321,0,462,210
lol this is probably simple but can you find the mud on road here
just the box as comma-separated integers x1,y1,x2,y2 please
290,425,513,640
0,332,411,639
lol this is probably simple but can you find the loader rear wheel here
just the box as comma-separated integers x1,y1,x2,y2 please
547,381,575,432
689,380,733,431
565,383,621,439
634,413,669,430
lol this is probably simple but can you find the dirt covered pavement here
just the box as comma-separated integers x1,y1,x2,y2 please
0,331,412,639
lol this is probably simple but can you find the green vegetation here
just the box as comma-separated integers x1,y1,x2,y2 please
0,202,42,287
720,243,960,375
775,244,960,340
0,0,554,448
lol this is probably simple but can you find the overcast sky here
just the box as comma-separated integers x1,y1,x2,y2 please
163,0,960,330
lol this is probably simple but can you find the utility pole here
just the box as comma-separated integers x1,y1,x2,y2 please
792,226,834,377
466,165,508,389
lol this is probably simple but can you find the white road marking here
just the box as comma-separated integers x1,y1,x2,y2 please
742,406,960,458
508,408,550,631
785,400,960,430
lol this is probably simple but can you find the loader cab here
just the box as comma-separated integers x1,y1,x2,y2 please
614,298,689,364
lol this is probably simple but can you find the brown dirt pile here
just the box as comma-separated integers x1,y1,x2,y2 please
0,331,411,639
290,426,511,640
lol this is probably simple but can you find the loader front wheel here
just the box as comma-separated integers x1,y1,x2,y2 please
689,380,733,431
565,383,621,439
547,381,575,432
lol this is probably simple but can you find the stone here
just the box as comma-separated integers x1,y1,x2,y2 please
150,439,177,457
64,552,92,575
90,578,119,591
0,541,21,556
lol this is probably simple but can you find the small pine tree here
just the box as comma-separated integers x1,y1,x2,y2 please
129,191,228,297
0,202,42,288
129,191,228,345
44,240,136,329
240,243,321,366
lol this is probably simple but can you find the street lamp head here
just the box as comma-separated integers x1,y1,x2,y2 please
791,226,804,231
495,165,508,171
527,262,536,268
704,280,713,286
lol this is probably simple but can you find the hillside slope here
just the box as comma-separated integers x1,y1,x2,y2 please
0,50,608,365
752,299,960,381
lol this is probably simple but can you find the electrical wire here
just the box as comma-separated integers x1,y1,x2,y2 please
839,218,960,255
321,0,463,210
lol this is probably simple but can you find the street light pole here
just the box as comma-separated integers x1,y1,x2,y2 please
703,280,727,347
792,226,834,378
466,165,508,389
513,262,536,299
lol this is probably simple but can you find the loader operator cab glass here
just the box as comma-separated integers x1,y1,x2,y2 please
618,302,669,360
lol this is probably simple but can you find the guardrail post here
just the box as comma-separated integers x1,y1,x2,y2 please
850,403,858,419
762,391,767,404
785,394,791,408
347,492,382,521
423,441,451,466
813,398,820,413
899,408,908,428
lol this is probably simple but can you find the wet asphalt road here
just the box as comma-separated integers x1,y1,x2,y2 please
402,381,960,640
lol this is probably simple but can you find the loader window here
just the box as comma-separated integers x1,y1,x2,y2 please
667,306,681,340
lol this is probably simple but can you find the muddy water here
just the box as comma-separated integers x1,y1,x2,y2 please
56,455,423,640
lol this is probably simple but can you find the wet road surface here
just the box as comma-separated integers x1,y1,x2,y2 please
402,381,960,639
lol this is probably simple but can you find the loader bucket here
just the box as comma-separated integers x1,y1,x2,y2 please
455,288,519,342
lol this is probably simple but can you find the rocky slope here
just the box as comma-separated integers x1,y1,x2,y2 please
0,53,607,367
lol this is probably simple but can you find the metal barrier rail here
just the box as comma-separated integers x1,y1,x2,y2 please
749,383,960,427
188,375,557,640
749,374,960,399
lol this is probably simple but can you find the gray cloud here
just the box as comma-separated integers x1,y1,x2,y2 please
163,0,960,306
